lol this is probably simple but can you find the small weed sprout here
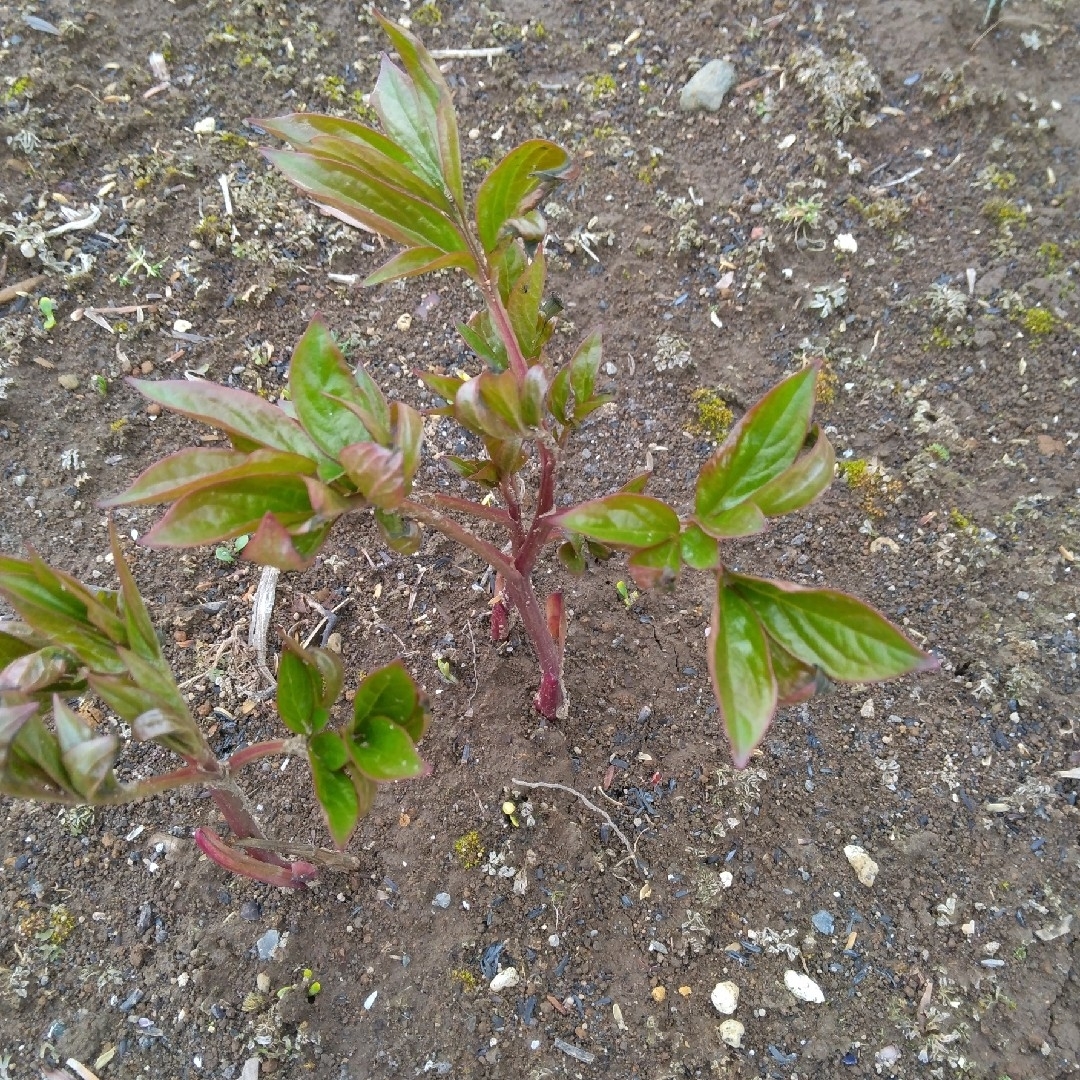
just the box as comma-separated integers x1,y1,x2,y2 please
774,195,825,247
792,46,881,133
118,245,165,285
808,281,848,318
926,283,969,324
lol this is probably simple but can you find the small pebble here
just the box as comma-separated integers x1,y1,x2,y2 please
256,973,270,993
710,980,739,1015
432,892,451,909
812,910,836,935
651,986,666,1003
548,934,560,948
240,900,262,922
255,929,280,961
844,844,879,887
679,59,738,112
784,969,825,1004
193,117,216,134
719,1019,744,1047
489,967,520,993
58,373,79,391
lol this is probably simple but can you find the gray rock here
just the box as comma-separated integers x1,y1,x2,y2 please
811,909,835,935
679,60,737,112
255,928,280,961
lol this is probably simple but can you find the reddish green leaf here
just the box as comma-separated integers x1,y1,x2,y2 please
86,674,158,724
709,584,777,768
752,426,836,517
263,149,466,254
308,132,454,211
308,732,359,849
478,369,527,431
0,647,77,695
620,471,651,494
0,629,38,671
54,696,119,798
129,379,322,461
520,365,548,428
475,140,572,252
347,715,424,782
696,366,817,521
290,316,377,459
309,647,344,711
101,448,312,508
392,402,424,487
0,701,40,763
730,574,939,682
10,713,68,791
352,660,418,731
252,112,414,169
695,501,768,540
339,442,406,510
142,476,314,548
363,246,474,287
129,708,203,759
768,638,828,707
240,514,329,572
554,494,680,550
627,538,681,591
679,524,720,570
454,376,518,439
109,523,162,664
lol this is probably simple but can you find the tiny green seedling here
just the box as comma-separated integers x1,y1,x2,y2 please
436,657,458,684
38,296,57,330
119,245,164,285
214,534,249,564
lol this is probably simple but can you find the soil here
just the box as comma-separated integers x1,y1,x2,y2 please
0,1,1078,1078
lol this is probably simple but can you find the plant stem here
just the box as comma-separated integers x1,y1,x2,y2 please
482,277,529,379
503,572,567,718
225,736,305,773
425,491,517,530
402,498,517,577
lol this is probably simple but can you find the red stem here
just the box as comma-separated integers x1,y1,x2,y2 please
401,498,517,577
225,737,303,772
425,492,516,530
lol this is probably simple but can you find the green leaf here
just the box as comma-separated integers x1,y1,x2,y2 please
505,250,546,359
0,647,77,695
375,12,464,205
557,539,586,576
110,523,162,664
347,715,424,782
695,500,768,540
478,369,527,432
0,700,40,764
262,149,466,254
142,476,314,548
547,366,572,424
129,708,202,758
310,647,343,712
252,112,416,170
11,713,69,791
695,366,817,521
475,140,573,252
752,426,836,517
679,523,720,570
627,538,681,591
569,330,602,411
308,732,359,849
54,696,119,798
352,660,417,730
520,365,548,428
374,509,423,555
339,442,406,510
129,379,323,461
363,246,474,287
554,494,680,550
457,320,505,370
277,645,316,735
730,574,939,682
454,375,518,439
709,584,777,768
86,673,159,724
0,627,40,671
289,316,377,459
418,369,465,403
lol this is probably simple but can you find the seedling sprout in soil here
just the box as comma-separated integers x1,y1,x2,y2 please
0,15,935,887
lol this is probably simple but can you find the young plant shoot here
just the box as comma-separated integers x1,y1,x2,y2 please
0,16,934,885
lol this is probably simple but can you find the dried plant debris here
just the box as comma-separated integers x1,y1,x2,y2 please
792,46,881,133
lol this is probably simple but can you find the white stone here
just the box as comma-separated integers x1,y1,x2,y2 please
834,232,858,253
719,1019,745,1047
784,969,825,1004
710,980,739,1015
844,844,879,887
679,60,737,112
193,117,216,135
489,967,520,993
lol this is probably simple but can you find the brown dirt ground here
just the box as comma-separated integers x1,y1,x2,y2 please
1,1,1078,1078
